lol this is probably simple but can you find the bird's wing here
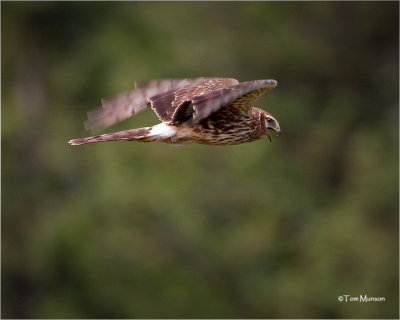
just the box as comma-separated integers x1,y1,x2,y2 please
84,78,217,132
135,78,215,91
190,79,278,122
148,78,239,123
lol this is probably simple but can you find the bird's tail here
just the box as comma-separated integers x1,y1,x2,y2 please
68,124,176,146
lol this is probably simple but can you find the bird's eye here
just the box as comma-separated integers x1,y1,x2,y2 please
267,118,275,123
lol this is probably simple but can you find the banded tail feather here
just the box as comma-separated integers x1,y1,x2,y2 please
68,123,177,146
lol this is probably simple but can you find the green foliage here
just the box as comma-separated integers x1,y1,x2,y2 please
2,2,398,318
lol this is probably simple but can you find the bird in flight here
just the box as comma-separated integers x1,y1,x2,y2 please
68,78,281,146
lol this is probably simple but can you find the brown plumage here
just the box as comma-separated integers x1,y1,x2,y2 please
68,78,281,146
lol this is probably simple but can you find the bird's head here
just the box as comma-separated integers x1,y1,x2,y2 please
263,112,281,142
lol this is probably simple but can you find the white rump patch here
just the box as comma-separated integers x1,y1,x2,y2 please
150,123,177,138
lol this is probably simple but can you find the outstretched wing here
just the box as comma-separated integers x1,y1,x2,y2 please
84,78,276,131
149,78,239,123
190,79,278,123
84,77,220,132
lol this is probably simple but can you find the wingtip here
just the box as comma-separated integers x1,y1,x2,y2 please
263,79,278,88
68,139,80,146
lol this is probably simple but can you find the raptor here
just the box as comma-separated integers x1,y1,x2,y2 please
68,78,281,146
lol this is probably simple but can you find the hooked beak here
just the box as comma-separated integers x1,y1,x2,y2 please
266,123,281,142
267,125,281,135
274,122,282,136
272,120,282,136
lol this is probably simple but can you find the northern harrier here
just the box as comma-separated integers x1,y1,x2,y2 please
68,78,281,146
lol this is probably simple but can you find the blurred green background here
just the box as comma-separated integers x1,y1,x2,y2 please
2,2,399,319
